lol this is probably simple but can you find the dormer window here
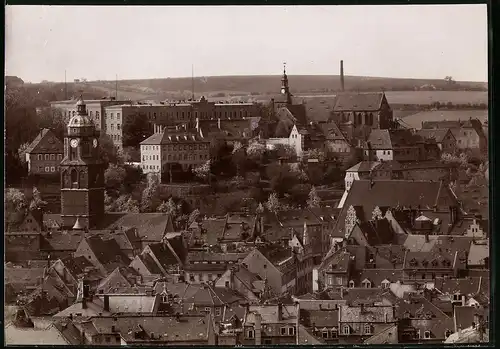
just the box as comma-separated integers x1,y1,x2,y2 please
424,330,431,339
349,280,355,288
364,324,372,335
362,279,371,288
342,325,350,335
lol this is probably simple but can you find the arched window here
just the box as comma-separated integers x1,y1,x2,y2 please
71,169,78,188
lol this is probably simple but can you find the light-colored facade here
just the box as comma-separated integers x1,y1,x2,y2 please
140,128,210,183
265,124,303,157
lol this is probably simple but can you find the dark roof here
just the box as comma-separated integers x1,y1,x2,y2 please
40,231,84,251
141,129,207,145
84,236,131,271
333,180,458,238
58,255,98,279
333,93,385,112
103,213,172,242
454,306,489,332
256,244,293,267
300,309,339,328
367,129,422,150
25,129,64,154
415,128,454,143
355,218,396,245
147,243,180,269
135,254,163,275
354,269,404,287
89,315,212,343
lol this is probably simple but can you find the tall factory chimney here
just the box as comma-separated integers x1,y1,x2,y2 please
340,60,345,92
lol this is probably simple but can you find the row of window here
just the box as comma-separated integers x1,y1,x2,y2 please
37,166,58,172
105,124,121,130
142,154,209,162
111,134,122,141
187,272,222,282
143,144,209,151
148,110,250,121
36,154,63,161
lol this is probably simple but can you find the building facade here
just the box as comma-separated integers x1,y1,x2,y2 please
25,129,64,176
140,127,211,183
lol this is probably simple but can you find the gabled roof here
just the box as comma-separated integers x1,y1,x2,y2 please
346,161,381,173
333,92,385,112
333,180,459,238
97,266,142,292
25,129,63,154
435,277,489,298
146,242,181,269
83,235,131,272
367,129,422,150
133,254,163,275
246,304,298,324
415,128,454,143
339,304,394,323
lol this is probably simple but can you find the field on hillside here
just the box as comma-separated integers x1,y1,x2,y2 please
88,74,487,98
384,91,488,105
401,110,488,129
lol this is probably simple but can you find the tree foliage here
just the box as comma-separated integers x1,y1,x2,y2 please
6,188,28,228
141,173,161,212
307,186,321,208
104,164,127,194
122,113,152,148
98,133,121,167
29,187,48,211
193,160,211,182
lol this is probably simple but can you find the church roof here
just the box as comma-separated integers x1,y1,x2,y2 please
333,92,386,112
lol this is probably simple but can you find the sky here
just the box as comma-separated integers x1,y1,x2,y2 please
5,5,488,83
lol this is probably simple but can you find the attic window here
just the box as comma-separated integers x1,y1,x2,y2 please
424,331,431,339
342,325,350,335
348,280,355,288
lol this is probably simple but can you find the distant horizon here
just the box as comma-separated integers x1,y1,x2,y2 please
6,5,488,84
15,73,488,85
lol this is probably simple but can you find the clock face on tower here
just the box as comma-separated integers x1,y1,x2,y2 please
70,139,79,148
281,88,286,94
93,138,98,148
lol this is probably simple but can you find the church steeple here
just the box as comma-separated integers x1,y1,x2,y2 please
280,62,292,105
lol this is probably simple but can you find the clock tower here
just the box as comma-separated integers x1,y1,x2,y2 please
60,96,104,229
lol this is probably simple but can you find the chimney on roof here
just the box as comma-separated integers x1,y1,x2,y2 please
104,295,110,312
218,118,221,130
340,287,344,299
277,303,283,321
425,233,430,243
254,312,262,345
340,60,345,92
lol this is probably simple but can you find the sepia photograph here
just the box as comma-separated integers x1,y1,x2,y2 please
4,4,489,346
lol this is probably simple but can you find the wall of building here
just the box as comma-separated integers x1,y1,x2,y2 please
28,153,64,175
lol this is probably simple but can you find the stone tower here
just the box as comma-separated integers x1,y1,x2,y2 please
60,96,104,229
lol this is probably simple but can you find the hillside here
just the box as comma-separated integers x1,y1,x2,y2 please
94,74,487,94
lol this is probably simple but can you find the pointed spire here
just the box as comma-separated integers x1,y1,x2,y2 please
72,217,84,230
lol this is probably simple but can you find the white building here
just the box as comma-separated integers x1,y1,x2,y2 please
265,124,303,157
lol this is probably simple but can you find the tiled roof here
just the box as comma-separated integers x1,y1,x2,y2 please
89,314,212,343
297,324,325,345
363,324,398,344
53,298,111,318
5,322,70,345
141,129,206,145
187,251,248,263
300,309,339,328
367,129,422,150
333,180,458,238
468,241,489,266
354,269,404,287
40,231,84,251
326,288,392,306
25,129,63,154
85,236,131,271
246,304,298,324
147,243,180,269
346,161,381,173
333,93,385,112
103,213,172,243
97,266,142,293
415,128,453,143
135,254,163,275
435,277,489,297
5,267,45,288
197,218,227,245
355,218,396,245
339,304,395,323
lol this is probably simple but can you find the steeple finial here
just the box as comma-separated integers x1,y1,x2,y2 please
283,62,287,75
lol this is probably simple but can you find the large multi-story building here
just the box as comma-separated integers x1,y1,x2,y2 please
140,127,211,183
50,98,132,131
